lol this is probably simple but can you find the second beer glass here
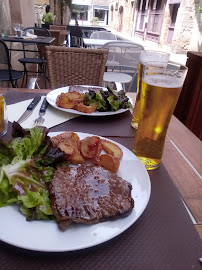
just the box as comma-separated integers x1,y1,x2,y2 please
133,62,188,170
131,51,170,129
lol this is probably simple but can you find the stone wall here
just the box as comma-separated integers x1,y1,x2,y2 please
159,2,171,46
157,0,201,53
109,0,133,34
109,0,201,53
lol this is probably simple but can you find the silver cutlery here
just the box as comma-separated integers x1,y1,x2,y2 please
17,96,41,124
34,97,49,126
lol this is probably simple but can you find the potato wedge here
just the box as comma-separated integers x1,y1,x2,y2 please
80,136,101,159
71,150,85,164
58,142,74,160
93,143,102,166
51,131,76,147
100,154,120,173
56,97,77,109
66,91,85,102
51,131,84,164
101,140,123,160
56,92,84,109
75,102,97,114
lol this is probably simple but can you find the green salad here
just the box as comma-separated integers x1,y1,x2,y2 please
84,86,133,112
0,123,66,221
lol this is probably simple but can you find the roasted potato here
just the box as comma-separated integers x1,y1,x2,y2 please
93,143,102,166
58,142,74,159
66,91,85,102
101,140,123,160
100,154,120,173
75,102,97,114
51,131,84,164
56,91,84,109
80,136,101,159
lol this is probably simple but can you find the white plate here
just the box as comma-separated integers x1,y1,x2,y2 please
0,132,151,252
46,85,133,116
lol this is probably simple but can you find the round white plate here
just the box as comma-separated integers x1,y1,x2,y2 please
46,85,133,116
0,132,151,252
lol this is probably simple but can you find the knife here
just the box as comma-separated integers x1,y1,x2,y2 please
17,96,41,124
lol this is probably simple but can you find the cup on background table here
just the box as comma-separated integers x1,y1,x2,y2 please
0,95,8,137
133,62,188,170
131,50,170,129
12,23,20,37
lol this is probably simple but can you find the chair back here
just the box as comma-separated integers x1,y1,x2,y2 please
0,39,13,82
0,39,10,66
50,25,66,31
49,30,61,46
50,26,69,46
45,46,109,89
23,27,51,58
102,41,144,69
90,31,117,40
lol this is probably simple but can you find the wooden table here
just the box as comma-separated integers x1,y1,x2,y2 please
0,87,201,240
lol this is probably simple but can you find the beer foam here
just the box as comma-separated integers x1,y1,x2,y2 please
143,75,183,88
139,53,169,66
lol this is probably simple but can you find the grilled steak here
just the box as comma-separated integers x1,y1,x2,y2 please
50,165,134,231
68,85,102,93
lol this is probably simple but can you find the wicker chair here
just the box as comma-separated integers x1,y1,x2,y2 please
45,46,109,89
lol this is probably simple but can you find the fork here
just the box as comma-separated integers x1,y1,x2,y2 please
34,97,49,126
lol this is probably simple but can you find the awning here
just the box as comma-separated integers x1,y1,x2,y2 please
93,5,109,11
169,0,181,4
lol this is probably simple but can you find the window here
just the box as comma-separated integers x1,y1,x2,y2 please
71,5,88,21
147,0,166,33
95,9,105,21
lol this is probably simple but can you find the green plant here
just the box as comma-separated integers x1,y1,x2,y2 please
91,17,99,23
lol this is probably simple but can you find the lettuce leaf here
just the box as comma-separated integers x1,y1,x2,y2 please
107,96,120,111
0,158,54,219
84,86,133,112
0,140,14,166
10,126,50,162
0,124,66,221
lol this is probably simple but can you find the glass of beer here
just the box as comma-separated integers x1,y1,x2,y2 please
0,95,8,137
133,62,188,170
131,50,170,129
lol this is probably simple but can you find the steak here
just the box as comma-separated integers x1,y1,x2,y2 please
68,85,103,93
49,165,134,231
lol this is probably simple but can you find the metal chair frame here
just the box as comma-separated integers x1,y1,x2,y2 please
102,41,144,91
18,27,51,88
90,31,117,40
0,38,23,88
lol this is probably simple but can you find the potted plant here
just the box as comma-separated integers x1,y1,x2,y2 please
91,17,99,26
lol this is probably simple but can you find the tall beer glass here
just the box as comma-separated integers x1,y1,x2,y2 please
133,62,188,170
131,51,170,129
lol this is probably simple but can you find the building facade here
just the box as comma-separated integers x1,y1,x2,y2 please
70,0,109,26
109,0,202,53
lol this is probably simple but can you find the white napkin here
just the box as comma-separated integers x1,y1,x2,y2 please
7,96,78,129
25,32,37,39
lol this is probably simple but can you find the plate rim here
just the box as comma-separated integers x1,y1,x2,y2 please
0,131,151,252
46,85,133,116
